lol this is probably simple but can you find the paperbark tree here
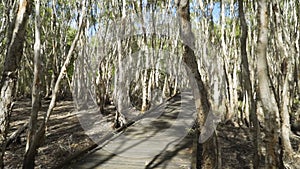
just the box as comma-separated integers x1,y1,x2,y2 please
44,0,86,123
23,1,86,168
0,0,32,168
114,0,128,127
271,1,300,168
177,0,219,168
238,0,260,168
256,0,281,168
95,62,107,113
23,0,42,168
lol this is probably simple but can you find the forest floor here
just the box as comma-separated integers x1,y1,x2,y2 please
4,98,300,169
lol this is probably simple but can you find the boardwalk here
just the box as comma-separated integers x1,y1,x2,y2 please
69,91,196,169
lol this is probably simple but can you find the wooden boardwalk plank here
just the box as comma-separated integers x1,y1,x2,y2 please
68,91,195,169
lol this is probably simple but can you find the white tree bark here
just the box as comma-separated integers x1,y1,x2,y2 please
23,0,41,167
257,0,281,167
0,0,31,168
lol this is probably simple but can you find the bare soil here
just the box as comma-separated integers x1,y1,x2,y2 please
5,99,114,169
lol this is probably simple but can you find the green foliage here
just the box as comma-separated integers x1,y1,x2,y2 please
67,28,77,46
130,39,140,53
294,98,300,107
66,54,76,78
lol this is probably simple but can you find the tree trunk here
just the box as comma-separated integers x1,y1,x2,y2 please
0,0,32,168
22,3,86,168
256,0,281,168
114,0,128,127
141,70,148,112
271,1,300,168
177,0,219,168
23,0,41,167
279,61,299,168
44,0,86,123
95,61,106,113
238,0,260,168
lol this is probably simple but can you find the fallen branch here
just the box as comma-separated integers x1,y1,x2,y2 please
6,122,28,148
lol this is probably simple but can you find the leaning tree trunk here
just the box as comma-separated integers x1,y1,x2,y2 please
256,0,281,168
23,0,42,168
44,0,86,123
22,3,86,168
0,0,32,168
177,0,219,168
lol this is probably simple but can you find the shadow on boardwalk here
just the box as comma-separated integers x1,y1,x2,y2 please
68,91,196,169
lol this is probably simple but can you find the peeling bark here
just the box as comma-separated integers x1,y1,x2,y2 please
177,0,219,168
257,0,281,168
238,0,260,168
23,0,42,167
0,0,32,168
